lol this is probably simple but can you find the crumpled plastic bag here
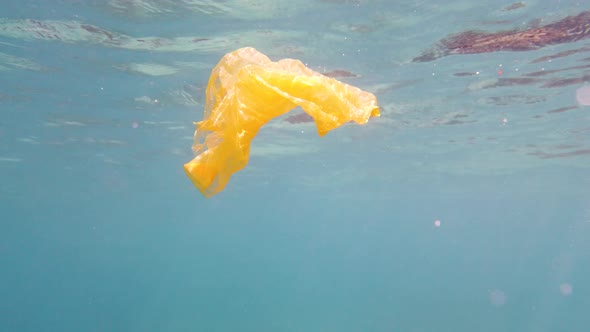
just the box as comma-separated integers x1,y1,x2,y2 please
184,47,380,198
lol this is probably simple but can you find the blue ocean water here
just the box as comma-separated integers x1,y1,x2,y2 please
1,1,589,331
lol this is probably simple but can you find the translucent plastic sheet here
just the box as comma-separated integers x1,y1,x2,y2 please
184,47,380,198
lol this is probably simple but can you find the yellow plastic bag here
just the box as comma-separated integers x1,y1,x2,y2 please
184,47,380,198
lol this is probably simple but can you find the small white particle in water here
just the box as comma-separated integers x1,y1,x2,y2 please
560,283,573,296
434,220,441,227
489,289,507,306
475,71,480,75
575,85,590,105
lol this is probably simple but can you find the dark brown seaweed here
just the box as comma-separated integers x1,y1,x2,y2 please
414,11,590,62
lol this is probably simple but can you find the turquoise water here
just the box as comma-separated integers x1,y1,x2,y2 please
1,1,589,331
